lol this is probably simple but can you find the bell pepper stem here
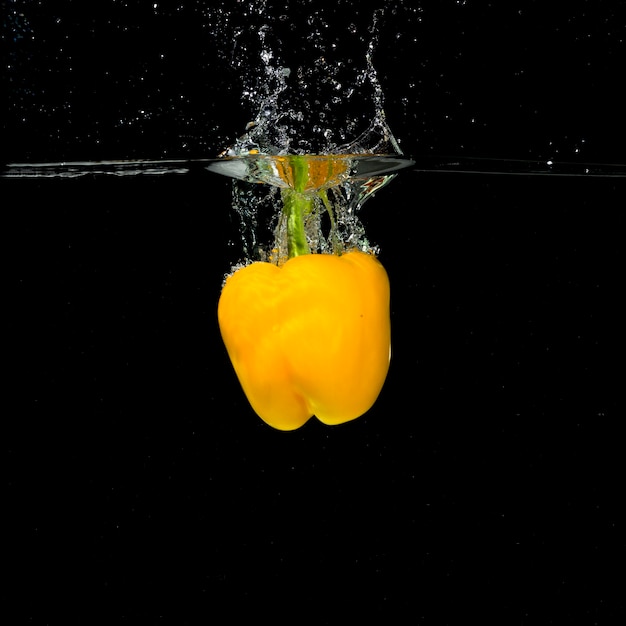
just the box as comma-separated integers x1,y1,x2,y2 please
280,155,311,258
280,155,341,259
281,187,312,258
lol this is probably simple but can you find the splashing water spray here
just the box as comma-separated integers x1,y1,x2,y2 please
207,4,413,262
209,3,414,430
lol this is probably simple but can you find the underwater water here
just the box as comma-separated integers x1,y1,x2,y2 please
4,0,626,622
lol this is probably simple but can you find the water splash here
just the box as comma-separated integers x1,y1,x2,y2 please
219,6,403,157
209,3,407,263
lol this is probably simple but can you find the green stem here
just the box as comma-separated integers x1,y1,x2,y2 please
281,155,313,259
291,154,309,194
279,155,342,259
281,188,312,258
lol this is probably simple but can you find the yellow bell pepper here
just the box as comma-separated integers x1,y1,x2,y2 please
217,155,391,430
218,249,390,430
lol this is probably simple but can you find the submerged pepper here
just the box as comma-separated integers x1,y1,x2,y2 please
218,249,390,430
218,155,391,430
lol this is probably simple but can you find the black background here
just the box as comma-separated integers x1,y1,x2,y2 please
3,1,625,624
